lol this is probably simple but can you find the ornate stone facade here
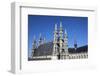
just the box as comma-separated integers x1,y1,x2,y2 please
30,22,88,60
52,22,68,59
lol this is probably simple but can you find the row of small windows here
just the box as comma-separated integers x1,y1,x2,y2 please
59,54,88,59
32,54,88,59
68,54,88,59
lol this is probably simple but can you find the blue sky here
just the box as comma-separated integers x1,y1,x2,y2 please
28,15,88,57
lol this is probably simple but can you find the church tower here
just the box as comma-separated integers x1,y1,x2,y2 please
53,24,58,56
59,22,64,58
52,22,69,60
63,29,68,58
32,36,37,57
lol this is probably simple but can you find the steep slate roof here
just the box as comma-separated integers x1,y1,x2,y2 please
33,42,88,56
33,42,53,56
68,45,88,54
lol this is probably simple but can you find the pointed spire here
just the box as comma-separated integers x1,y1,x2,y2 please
39,33,43,46
55,23,57,30
65,29,67,34
43,37,46,43
74,35,77,44
60,21,62,28
74,34,77,50
32,35,36,45
33,35,36,41
32,35,37,50
64,29,68,40
39,33,42,38
59,21,63,32
39,33,42,41
44,37,45,40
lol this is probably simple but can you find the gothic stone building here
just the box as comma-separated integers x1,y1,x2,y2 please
29,22,88,60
